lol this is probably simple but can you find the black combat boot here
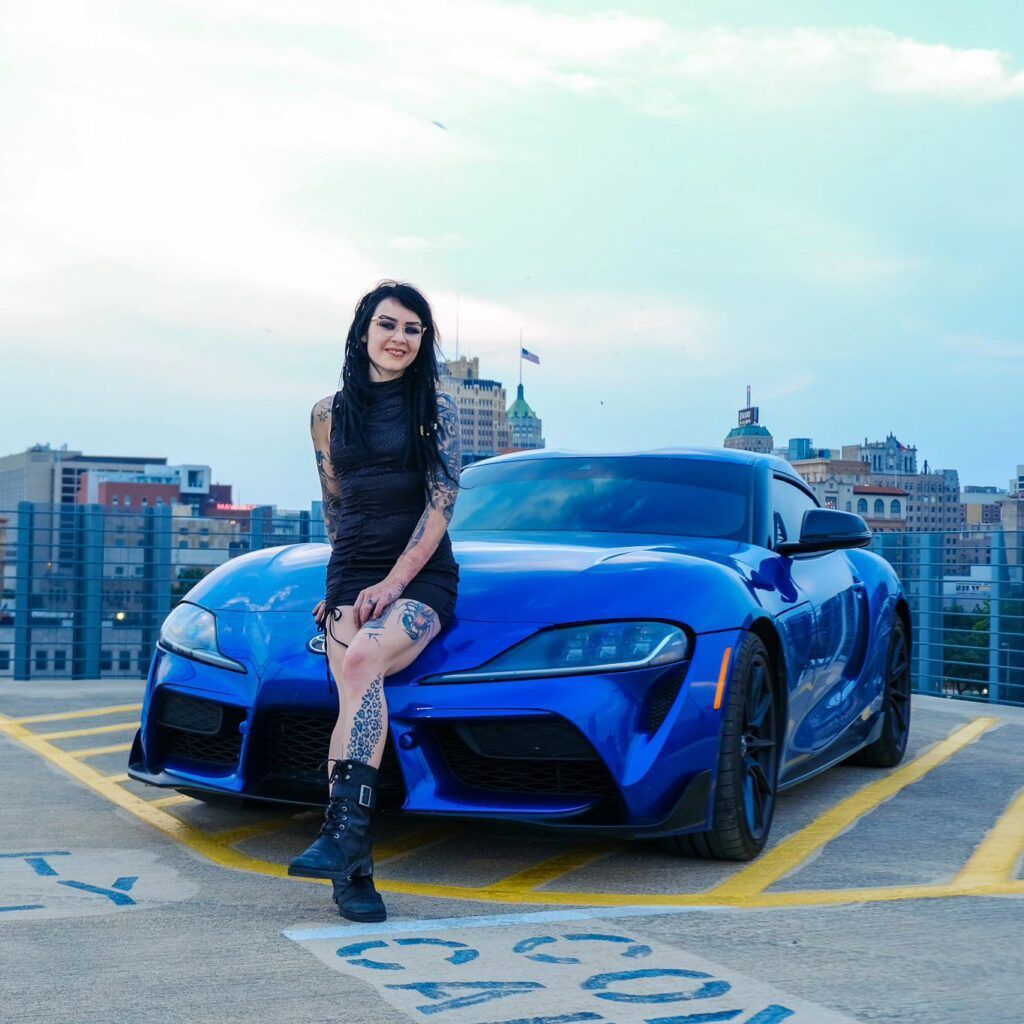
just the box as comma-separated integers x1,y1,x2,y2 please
288,759,378,880
332,855,387,923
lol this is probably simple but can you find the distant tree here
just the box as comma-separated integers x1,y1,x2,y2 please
171,566,211,603
942,599,988,696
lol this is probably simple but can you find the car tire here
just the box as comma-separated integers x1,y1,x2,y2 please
665,632,780,862
849,616,911,768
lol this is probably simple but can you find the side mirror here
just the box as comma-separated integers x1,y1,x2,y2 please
775,508,871,556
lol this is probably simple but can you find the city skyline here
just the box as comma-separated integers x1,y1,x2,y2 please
3,2,1022,508
5,359,1018,511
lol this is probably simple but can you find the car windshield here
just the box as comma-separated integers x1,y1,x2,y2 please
449,456,751,541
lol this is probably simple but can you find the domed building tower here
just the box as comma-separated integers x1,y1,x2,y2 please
723,386,774,454
507,383,545,451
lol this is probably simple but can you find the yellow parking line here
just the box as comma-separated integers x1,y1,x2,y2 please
105,772,130,782
150,794,194,808
37,721,138,740
3,707,1021,909
69,742,134,758
213,812,321,845
708,716,1000,899
0,711,331,888
486,844,624,896
953,787,1024,887
12,704,142,725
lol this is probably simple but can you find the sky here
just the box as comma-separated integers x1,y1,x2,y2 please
2,0,1022,508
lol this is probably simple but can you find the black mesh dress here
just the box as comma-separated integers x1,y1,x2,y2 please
323,376,460,630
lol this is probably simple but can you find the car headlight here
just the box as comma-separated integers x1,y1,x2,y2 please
421,621,690,683
157,602,246,673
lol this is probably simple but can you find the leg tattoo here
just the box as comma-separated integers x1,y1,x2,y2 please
345,672,384,762
399,600,439,644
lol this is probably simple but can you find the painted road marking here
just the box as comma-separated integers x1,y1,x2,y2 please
36,721,138,741
10,704,142,725
2,706,1023,909
149,794,195,808
69,741,134,759
0,849,197,920
487,845,626,898
710,716,1000,899
286,917,859,1023
952,786,1024,887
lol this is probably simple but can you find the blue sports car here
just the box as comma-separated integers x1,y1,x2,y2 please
128,448,912,860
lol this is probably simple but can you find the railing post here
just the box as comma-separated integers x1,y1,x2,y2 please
310,501,328,544
143,506,172,671
72,504,104,680
250,506,271,551
911,532,943,696
14,501,34,680
988,530,1006,704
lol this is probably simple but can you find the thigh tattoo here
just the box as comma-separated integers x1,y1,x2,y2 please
399,600,439,643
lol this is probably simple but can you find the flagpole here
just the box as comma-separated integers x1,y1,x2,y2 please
455,293,460,361
519,328,523,387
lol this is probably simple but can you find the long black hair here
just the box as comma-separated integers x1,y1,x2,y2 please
334,280,457,502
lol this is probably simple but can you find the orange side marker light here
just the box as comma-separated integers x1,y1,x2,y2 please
713,646,733,710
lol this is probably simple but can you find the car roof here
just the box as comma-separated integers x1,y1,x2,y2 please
472,446,800,476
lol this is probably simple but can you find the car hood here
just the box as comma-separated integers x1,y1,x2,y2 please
186,532,760,633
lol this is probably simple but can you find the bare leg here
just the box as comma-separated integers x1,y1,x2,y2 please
335,599,442,769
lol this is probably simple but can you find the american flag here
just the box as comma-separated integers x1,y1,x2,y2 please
521,347,540,365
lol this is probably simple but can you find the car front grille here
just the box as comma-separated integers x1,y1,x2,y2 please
155,691,245,767
264,712,404,798
430,718,619,799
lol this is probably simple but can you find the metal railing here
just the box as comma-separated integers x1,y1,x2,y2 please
0,502,1020,705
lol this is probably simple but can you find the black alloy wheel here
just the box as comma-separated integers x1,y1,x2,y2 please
740,651,778,841
666,632,780,861
851,616,911,768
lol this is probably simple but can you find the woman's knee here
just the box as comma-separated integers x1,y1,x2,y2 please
338,639,386,691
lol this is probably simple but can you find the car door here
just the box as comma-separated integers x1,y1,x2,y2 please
771,474,866,775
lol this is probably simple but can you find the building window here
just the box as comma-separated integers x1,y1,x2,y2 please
857,498,868,514
100,649,113,672
891,499,901,516
124,495,132,507
874,499,884,516
179,540,189,548
118,650,132,672
0,649,9,671
199,541,209,549
141,497,148,506
54,649,68,672
115,566,124,575
112,496,120,506
156,496,164,505
844,501,851,512
34,649,48,671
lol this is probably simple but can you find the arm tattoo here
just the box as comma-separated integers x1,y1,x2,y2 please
396,394,461,566
430,392,462,524
311,397,343,546
345,671,384,763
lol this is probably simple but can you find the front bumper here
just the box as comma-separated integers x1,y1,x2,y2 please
128,627,742,837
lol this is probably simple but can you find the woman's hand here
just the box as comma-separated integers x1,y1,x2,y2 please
354,576,407,627
312,599,327,630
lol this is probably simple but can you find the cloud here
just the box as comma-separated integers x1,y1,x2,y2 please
388,234,471,252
